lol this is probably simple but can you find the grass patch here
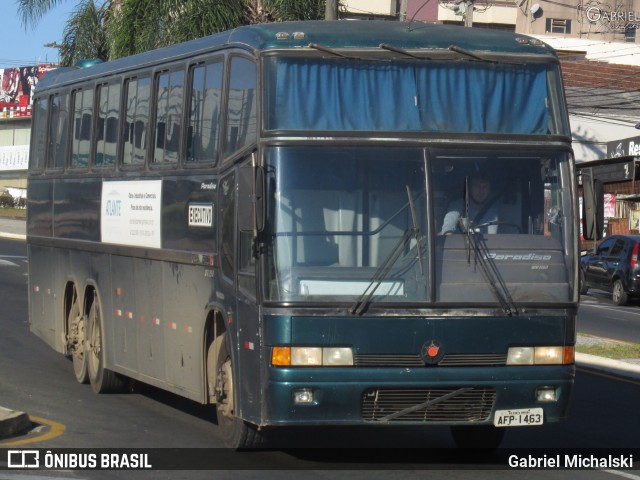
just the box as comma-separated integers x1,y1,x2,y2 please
0,207,26,219
576,343,640,359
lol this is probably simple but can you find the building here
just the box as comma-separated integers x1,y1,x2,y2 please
0,65,54,198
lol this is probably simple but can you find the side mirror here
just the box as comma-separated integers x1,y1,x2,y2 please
582,174,603,241
238,155,265,234
255,165,265,233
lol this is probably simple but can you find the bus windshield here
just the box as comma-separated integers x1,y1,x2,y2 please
265,147,575,306
265,146,429,304
265,56,569,136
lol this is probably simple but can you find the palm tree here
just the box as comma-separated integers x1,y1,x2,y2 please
18,0,330,65
266,0,326,21
58,0,110,65
109,0,246,59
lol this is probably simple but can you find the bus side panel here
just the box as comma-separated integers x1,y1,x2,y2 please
163,262,210,397
28,178,53,238
54,177,101,241
134,258,166,382
110,255,139,374
162,176,217,253
28,245,66,353
161,175,218,398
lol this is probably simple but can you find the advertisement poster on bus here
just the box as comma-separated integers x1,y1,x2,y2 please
0,64,55,117
101,180,162,249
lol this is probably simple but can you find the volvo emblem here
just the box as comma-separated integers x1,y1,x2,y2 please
420,340,444,365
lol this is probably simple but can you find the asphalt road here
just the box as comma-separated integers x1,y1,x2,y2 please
579,290,640,343
0,237,639,479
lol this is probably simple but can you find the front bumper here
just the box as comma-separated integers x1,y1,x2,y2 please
262,365,574,426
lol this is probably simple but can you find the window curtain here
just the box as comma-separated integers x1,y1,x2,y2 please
269,59,549,134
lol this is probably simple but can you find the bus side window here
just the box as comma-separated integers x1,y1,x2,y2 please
224,57,256,160
187,60,223,165
153,69,184,165
47,93,69,170
122,76,150,167
70,88,93,169
96,82,120,168
30,97,48,172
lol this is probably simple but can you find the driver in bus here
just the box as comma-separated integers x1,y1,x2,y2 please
440,172,499,235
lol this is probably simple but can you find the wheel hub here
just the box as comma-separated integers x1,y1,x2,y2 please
215,358,234,419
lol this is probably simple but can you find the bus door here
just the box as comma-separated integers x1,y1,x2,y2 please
218,158,262,423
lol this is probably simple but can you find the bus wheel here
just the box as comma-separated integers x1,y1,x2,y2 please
86,294,125,394
214,334,265,449
450,425,505,449
68,288,88,384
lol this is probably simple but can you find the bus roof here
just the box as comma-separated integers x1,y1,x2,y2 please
36,20,556,91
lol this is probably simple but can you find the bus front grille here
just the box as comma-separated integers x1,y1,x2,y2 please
354,354,507,367
361,387,496,422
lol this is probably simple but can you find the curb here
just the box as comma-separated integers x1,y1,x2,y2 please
0,232,26,241
576,352,640,381
0,407,31,440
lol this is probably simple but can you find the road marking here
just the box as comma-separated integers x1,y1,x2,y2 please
602,470,640,480
0,416,65,447
0,259,20,267
578,366,640,386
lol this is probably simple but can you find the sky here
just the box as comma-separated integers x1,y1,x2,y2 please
1,2,71,67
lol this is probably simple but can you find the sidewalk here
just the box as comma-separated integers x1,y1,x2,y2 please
1,218,639,440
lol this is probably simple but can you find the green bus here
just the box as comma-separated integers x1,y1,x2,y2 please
28,20,577,449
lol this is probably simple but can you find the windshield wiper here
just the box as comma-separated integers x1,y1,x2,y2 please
379,43,429,59
351,228,414,316
406,185,425,276
458,174,517,315
449,45,492,62
458,217,518,316
309,43,356,58
448,45,524,65
351,185,425,316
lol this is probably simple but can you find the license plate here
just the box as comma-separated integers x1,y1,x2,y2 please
494,408,543,427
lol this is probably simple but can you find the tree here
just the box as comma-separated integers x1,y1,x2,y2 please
266,0,326,21
18,0,331,65
109,0,246,59
58,0,110,65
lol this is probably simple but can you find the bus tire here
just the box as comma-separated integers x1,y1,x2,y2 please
68,287,89,384
450,425,505,449
215,333,265,449
87,294,126,394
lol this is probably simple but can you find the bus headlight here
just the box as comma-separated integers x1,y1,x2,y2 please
292,347,322,366
507,346,574,365
272,346,354,366
323,347,354,366
507,347,534,365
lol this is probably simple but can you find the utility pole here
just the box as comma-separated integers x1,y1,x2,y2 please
325,0,338,20
400,0,408,21
464,1,474,27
